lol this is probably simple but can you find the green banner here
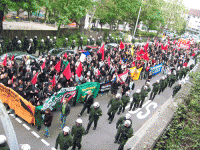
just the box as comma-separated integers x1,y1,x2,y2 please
76,82,100,102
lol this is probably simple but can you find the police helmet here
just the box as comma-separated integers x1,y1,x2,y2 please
116,93,121,98
124,120,131,126
34,36,37,38
29,39,33,42
76,119,83,124
18,40,21,44
54,36,56,39
21,144,31,150
41,39,44,42
0,135,6,144
125,113,131,119
143,86,147,89
65,38,68,41
63,126,70,133
126,91,130,96
136,89,141,93
47,36,50,39
156,80,159,83
93,102,100,107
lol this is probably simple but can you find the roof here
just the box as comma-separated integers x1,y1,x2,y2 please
188,9,200,17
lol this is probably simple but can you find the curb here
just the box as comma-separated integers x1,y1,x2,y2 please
124,62,199,150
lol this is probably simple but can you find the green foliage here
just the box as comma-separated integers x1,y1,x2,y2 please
154,69,200,150
39,19,45,23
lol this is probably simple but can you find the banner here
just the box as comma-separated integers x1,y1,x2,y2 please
149,63,163,75
117,70,129,84
99,82,112,93
0,83,35,125
130,67,142,80
42,87,76,110
76,82,100,102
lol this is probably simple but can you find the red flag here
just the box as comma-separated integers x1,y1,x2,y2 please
120,41,125,49
50,75,56,87
31,73,38,85
143,53,149,61
100,44,104,60
3,54,7,66
144,43,149,52
107,56,110,66
11,55,14,61
64,53,68,59
41,61,46,70
63,63,71,80
136,56,141,60
97,69,101,75
11,76,14,83
183,62,187,67
192,53,195,57
173,40,176,45
132,61,135,67
139,49,145,55
54,59,61,73
76,62,83,77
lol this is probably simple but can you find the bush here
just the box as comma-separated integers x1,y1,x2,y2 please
40,19,45,23
50,19,55,24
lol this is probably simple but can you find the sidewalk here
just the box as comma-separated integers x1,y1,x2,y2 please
124,61,199,150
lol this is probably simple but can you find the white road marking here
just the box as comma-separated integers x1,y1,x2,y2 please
15,118,22,123
137,102,158,119
51,148,56,150
127,100,151,114
10,114,15,117
41,139,50,146
31,131,40,138
22,124,31,130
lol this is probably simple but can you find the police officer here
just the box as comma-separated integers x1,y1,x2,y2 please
89,36,92,43
71,40,76,50
108,34,112,41
96,37,101,47
33,36,38,53
55,126,73,150
114,120,133,150
170,70,177,87
78,37,83,50
45,36,50,48
172,81,182,97
20,144,31,150
139,86,148,108
85,102,102,134
53,36,57,48
115,38,118,44
12,36,18,51
105,37,109,45
149,80,160,100
71,119,85,150
78,90,94,117
118,91,130,114
129,89,141,111
158,76,166,94
179,66,186,80
110,37,114,43
7,40,13,52
27,39,34,54
16,40,22,51
0,135,10,150
39,39,45,56
23,36,29,52
90,38,95,45
47,39,53,51
87,39,90,45
116,113,132,129
107,93,122,124
63,38,68,48
167,72,173,87
0,36,4,53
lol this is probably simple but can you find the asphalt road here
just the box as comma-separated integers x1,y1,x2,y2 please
0,71,178,150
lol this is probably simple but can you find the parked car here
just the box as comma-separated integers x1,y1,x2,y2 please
105,43,119,50
45,48,75,57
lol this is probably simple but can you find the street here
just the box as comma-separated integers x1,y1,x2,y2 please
0,71,177,150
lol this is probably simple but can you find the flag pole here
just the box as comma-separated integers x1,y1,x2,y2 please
133,0,144,38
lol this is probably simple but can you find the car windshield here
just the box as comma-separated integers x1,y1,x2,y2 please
51,49,63,55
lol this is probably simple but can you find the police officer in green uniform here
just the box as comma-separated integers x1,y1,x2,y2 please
39,39,45,56
176,67,181,81
0,135,10,150
114,120,133,150
90,38,95,45
116,113,132,129
110,37,114,43
142,82,151,92
170,70,177,87
107,93,123,124
71,119,85,150
48,39,53,52
129,89,141,111
87,39,90,45
16,40,22,51
167,72,172,87
172,81,182,97
85,102,102,134
53,36,57,48
179,66,186,80
78,37,83,50
149,80,160,100
55,126,73,150
71,40,76,50
118,91,130,114
158,76,166,94
96,37,101,47
139,86,148,108
63,38,69,48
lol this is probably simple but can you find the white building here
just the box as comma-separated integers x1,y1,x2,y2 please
186,9,200,33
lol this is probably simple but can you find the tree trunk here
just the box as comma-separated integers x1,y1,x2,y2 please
0,10,4,35
17,10,19,17
57,24,61,37
45,8,48,21
79,15,86,34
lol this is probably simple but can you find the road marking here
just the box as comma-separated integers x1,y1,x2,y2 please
31,131,40,138
51,148,56,150
10,114,15,117
15,118,22,123
127,100,151,114
41,139,50,146
23,124,31,130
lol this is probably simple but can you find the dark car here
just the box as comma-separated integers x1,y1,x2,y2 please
45,48,75,57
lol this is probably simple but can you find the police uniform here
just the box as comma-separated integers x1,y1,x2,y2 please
149,81,160,100
129,92,140,111
172,83,182,97
139,88,148,108
118,94,130,114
